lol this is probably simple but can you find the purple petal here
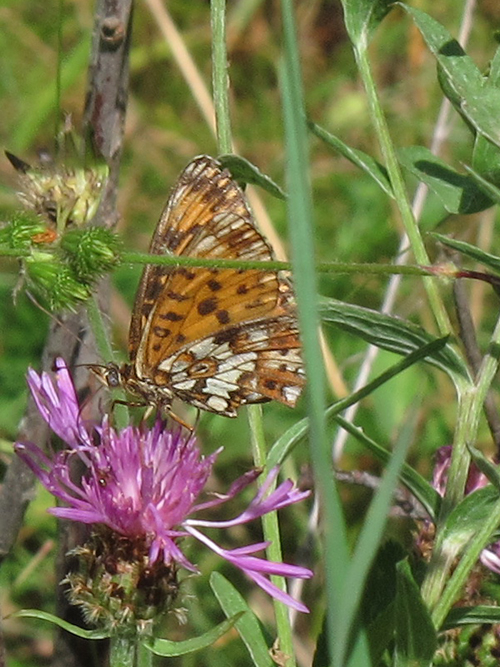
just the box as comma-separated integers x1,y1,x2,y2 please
26,360,92,448
185,526,312,612
245,570,309,613
192,467,260,512
188,475,310,529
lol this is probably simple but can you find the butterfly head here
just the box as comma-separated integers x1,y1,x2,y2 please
88,361,177,417
88,362,123,390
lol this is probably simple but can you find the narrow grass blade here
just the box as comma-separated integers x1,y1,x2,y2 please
281,0,353,663
211,572,273,667
308,120,393,197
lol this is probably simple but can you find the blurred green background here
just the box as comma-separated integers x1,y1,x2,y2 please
2,1,500,664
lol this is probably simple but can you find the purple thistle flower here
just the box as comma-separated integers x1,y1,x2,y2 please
16,359,313,614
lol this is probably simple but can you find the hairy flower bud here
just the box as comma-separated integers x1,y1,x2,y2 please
60,227,122,282
25,255,91,310
0,212,49,250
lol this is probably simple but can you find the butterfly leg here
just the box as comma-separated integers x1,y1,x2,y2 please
163,407,195,433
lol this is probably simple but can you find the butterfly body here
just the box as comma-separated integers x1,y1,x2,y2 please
103,156,304,417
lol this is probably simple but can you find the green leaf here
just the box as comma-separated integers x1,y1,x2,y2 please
210,572,273,667
363,542,405,664
145,611,244,657
488,44,500,87
308,120,393,197
319,298,470,383
399,5,500,149
471,46,500,187
13,610,109,640
443,605,500,630
433,233,500,273
438,486,500,562
398,146,492,214
464,163,500,204
268,333,449,456
471,137,500,192
219,154,286,200
394,560,437,667
267,338,443,521
312,614,330,667
339,0,394,48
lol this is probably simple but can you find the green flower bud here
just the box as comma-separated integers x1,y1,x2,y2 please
25,256,91,311
0,212,49,251
60,227,122,281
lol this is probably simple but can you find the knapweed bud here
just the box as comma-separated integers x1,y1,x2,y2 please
64,529,179,633
60,227,122,282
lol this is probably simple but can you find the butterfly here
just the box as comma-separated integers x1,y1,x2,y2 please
96,155,304,418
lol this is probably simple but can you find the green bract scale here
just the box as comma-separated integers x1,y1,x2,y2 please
25,255,92,311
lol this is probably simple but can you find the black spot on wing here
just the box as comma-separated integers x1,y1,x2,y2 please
198,297,218,315
216,310,230,325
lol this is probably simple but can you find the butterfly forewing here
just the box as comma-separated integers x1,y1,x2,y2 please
125,155,304,417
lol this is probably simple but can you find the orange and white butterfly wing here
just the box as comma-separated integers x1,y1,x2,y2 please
128,155,304,416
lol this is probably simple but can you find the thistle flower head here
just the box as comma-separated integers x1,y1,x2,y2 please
16,360,312,630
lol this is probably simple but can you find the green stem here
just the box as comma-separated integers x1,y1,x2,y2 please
354,44,451,336
121,250,431,277
247,405,296,667
109,634,137,667
211,0,232,154
85,294,129,429
421,313,500,614
438,387,475,522
86,293,116,363
137,627,154,667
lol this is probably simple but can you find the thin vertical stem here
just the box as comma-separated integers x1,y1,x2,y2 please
211,0,233,154
211,0,297,659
